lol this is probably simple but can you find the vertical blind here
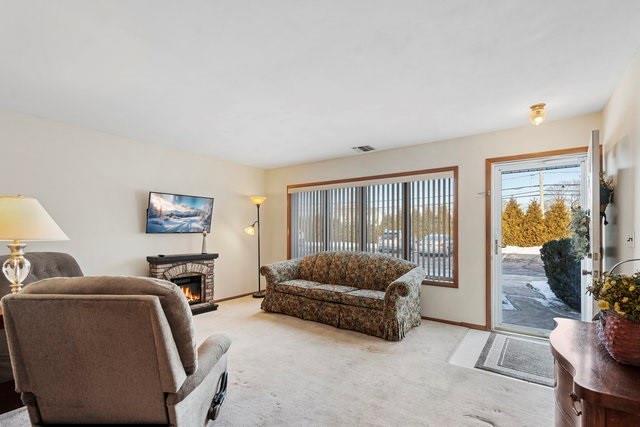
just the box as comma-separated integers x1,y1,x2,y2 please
328,187,361,251
289,169,456,285
364,182,404,259
290,190,325,257
408,177,454,284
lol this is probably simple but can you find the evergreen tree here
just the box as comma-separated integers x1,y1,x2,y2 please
501,198,524,246
522,199,546,246
544,198,571,241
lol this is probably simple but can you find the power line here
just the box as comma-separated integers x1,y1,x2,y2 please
502,183,580,191
502,169,581,180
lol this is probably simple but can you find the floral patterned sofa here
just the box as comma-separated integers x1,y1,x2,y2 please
260,251,425,341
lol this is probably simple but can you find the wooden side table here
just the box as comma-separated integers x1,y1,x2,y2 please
0,310,22,414
550,318,640,426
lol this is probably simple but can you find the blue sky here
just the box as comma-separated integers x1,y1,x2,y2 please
151,193,213,212
501,165,581,209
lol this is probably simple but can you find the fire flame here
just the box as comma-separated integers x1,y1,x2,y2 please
181,286,200,303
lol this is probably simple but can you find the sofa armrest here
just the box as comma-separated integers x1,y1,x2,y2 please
384,267,425,316
167,334,231,405
260,258,302,287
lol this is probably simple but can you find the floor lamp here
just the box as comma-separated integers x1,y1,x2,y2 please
244,195,266,298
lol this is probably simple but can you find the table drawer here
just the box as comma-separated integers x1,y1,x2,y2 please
555,362,580,426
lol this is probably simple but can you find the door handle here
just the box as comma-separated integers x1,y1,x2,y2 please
582,270,592,276
494,239,498,255
569,393,582,416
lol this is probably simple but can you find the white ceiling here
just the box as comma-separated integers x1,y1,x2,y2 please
1,1,639,168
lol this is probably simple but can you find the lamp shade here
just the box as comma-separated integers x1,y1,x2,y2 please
0,195,68,241
249,195,267,206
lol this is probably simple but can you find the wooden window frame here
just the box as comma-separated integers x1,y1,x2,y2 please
286,166,459,288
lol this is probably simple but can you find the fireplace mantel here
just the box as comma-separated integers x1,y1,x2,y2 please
147,253,219,314
147,253,219,264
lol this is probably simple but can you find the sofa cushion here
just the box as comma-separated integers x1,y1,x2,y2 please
311,252,334,283
294,251,416,291
306,283,358,303
342,252,414,291
327,252,355,285
344,252,376,289
341,289,386,310
274,279,319,297
275,280,360,305
298,255,318,281
376,256,414,289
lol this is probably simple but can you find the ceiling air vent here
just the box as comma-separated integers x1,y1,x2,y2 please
352,145,375,153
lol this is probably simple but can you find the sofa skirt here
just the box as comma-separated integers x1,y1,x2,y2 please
261,291,418,341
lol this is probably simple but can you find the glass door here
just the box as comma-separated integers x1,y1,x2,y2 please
491,153,591,336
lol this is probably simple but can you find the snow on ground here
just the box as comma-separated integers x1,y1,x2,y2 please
528,279,565,308
502,246,542,255
501,296,516,311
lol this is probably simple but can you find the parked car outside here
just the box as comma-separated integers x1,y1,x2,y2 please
377,230,402,253
414,234,452,256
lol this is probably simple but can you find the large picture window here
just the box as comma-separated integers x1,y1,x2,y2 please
288,167,458,287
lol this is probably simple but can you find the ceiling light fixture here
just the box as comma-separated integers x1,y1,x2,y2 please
529,103,546,126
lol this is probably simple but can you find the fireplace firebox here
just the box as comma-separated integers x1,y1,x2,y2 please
171,275,204,305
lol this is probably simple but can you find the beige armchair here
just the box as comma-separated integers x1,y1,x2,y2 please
1,276,230,426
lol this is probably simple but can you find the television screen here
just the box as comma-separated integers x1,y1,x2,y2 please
146,192,214,233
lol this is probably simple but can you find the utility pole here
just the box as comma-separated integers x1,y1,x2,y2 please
539,170,544,209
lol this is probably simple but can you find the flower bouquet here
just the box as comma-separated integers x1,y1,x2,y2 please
588,266,640,366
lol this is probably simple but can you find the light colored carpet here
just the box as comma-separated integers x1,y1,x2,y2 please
1,297,553,426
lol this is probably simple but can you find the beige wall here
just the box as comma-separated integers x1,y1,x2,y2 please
264,112,602,326
602,54,640,272
0,106,608,325
0,111,265,300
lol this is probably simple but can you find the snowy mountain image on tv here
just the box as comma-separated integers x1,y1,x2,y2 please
146,192,214,233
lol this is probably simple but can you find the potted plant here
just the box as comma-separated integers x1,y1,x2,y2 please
588,262,640,366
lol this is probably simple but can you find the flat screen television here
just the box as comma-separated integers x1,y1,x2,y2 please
146,192,214,234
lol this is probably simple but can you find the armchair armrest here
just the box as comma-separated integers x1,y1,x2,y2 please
167,334,231,405
260,258,302,287
384,267,425,315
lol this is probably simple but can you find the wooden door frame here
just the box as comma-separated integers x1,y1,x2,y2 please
484,146,588,330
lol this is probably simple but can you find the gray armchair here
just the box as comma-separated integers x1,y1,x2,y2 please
0,252,83,298
0,252,83,383
1,276,230,425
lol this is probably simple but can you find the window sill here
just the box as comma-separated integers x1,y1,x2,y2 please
422,279,457,288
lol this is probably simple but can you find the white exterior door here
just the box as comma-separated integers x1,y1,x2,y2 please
580,130,601,321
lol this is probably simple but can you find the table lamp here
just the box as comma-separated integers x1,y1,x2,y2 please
0,195,68,293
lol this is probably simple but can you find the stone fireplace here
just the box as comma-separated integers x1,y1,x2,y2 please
147,253,219,314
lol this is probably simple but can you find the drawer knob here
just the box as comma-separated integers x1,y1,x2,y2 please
569,392,583,416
